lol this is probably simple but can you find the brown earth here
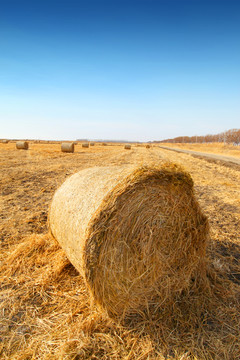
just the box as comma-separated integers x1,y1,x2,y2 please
0,142,239,360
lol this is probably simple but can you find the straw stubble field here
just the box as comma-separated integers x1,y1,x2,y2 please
0,142,240,360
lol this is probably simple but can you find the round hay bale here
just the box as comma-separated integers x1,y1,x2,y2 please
49,164,209,319
146,144,151,149
90,142,95,146
82,143,89,148
61,142,74,153
2,139,9,143
16,141,29,150
102,142,107,146
124,144,131,150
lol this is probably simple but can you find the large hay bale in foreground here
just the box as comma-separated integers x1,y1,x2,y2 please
124,144,131,150
16,141,28,150
49,164,208,319
61,143,74,153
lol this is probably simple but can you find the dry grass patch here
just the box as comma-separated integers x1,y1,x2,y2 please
1,232,239,359
0,145,239,359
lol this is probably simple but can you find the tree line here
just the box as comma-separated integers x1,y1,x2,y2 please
158,128,240,144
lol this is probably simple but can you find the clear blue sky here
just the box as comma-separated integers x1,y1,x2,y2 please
0,0,239,141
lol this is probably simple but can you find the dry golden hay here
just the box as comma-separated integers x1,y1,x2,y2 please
82,142,89,148
102,142,107,146
61,142,74,153
124,144,131,150
16,141,29,150
49,164,209,320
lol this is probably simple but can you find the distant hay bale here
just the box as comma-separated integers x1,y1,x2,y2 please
124,144,131,150
102,143,107,146
16,141,29,150
61,143,74,153
49,164,209,319
90,142,95,146
2,139,9,143
146,144,151,149
82,143,89,148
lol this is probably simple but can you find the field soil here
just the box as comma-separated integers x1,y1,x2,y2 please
0,142,240,360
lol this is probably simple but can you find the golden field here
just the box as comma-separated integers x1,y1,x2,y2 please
0,142,240,360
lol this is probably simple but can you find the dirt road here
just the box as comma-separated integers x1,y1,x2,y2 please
159,145,240,167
